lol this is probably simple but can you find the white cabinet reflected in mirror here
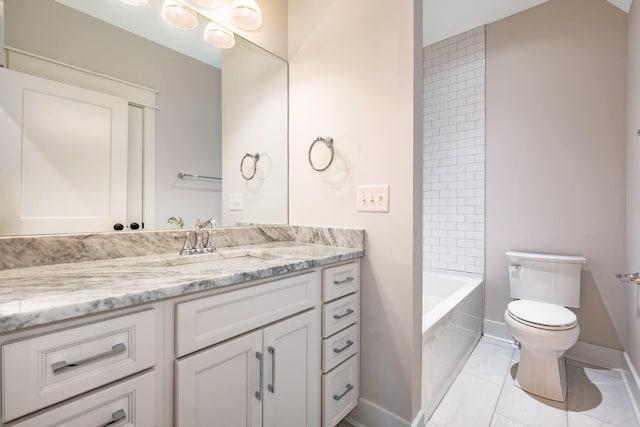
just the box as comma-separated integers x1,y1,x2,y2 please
0,0,288,235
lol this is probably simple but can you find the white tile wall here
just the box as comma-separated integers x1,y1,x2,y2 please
423,26,485,274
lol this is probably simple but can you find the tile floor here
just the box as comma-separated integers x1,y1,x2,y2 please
427,338,640,427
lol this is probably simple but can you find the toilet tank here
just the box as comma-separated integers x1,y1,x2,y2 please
505,251,586,308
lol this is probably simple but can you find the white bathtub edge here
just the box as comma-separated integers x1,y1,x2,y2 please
422,271,484,335
346,399,425,427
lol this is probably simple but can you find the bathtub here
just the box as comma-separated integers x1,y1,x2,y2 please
421,269,484,420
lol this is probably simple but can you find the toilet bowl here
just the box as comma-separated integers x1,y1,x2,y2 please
504,299,579,402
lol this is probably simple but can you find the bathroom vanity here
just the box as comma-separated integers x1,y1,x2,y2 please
0,226,363,427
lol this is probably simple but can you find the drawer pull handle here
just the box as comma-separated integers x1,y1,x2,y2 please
268,346,276,393
333,277,354,285
51,343,127,375
333,384,354,401
333,340,354,354
333,308,354,320
255,351,264,401
96,409,126,427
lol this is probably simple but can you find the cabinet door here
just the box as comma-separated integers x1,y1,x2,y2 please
175,330,263,427
0,67,128,235
263,309,321,427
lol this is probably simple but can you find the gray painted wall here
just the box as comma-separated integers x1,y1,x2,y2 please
486,0,627,349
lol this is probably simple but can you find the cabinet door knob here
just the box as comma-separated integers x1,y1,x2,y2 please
130,222,140,230
113,223,124,231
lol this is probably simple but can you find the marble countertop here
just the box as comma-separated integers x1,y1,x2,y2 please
0,242,363,334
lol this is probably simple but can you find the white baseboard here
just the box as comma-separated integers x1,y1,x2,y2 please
346,399,425,427
411,410,426,427
483,319,512,342
565,341,623,369
622,352,640,424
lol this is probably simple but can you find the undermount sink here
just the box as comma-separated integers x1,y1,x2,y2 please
157,250,284,273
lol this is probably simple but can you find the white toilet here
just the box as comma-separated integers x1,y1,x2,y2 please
504,251,586,402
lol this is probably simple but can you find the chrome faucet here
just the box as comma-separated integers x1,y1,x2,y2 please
180,217,218,255
167,216,184,229
194,217,218,251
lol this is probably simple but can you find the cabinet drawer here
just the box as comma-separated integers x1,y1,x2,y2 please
322,324,359,373
12,371,156,427
176,271,320,357
322,262,359,303
322,354,359,427
2,309,156,422
322,293,359,338
12,372,156,427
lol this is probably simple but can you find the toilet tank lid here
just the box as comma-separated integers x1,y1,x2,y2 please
505,251,586,264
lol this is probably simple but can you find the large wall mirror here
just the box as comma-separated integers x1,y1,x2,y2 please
0,0,288,236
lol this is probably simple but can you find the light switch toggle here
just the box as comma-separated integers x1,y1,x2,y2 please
357,185,390,212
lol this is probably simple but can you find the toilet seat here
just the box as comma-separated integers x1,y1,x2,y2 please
507,300,577,331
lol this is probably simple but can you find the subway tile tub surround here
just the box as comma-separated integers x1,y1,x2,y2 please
423,26,486,275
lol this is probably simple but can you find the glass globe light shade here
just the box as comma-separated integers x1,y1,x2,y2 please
161,1,199,30
203,21,236,49
230,0,263,31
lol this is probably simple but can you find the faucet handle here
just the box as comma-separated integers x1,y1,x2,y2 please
205,230,217,252
195,217,217,229
180,232,194,255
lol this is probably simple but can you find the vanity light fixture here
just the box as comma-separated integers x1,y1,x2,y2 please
203,21,235,49
229,0,263,30
161,0,199,30
120,0,150,5
122,0,264,49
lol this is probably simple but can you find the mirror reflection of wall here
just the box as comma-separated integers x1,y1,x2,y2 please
1,0,288,235
222,37,288,226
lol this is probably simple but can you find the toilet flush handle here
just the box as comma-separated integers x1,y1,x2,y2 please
510,263,521,270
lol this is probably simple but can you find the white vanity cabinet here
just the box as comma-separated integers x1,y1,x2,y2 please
174,271,321,427
0,257,362,427
175,309,320,427
320,261,361,427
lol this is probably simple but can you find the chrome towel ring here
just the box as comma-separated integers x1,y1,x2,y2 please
308,136,334,172
241,153,261,180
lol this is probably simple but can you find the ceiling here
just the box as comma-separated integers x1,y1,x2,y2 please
423,0,633,47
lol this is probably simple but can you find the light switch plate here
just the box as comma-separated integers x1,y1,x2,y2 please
230,193,243,211
357,185,390,212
